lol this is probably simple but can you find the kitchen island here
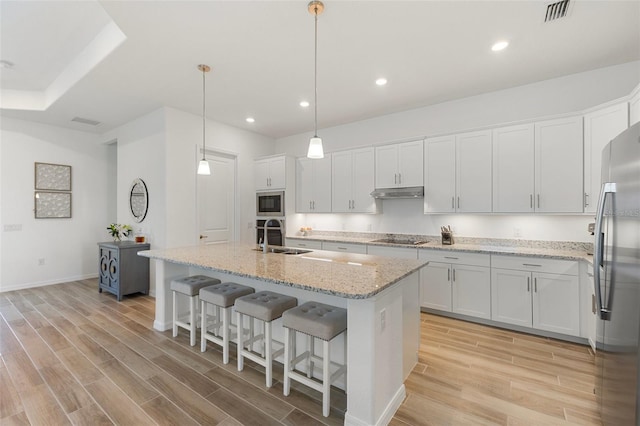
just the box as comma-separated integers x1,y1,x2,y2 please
139,242,427,426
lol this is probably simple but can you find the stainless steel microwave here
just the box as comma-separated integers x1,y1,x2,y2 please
256,191,285,216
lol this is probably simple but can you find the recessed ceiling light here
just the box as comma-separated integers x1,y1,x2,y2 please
491,40,509,52
299,101,310,108
375,78,387,86
246,117,255,123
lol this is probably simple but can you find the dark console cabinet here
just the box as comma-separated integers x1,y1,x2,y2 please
98,241,150,301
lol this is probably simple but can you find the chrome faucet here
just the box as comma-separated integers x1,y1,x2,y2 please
262,218,283,253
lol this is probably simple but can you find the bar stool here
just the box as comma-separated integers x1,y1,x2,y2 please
234,291,297,387
170,275,221,346
282,301,347,417
199,282,254,364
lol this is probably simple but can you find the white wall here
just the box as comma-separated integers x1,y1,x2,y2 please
277,61,640,243
0,117,113,291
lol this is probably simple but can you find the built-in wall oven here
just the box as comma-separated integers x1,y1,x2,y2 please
256,219,285,247
256,191,285,216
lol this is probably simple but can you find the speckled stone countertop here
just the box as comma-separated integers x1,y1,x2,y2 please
287,232,594,263
138,243,427,299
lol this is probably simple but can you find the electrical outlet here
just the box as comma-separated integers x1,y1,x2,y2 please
380,308,386,331
38,258,45,266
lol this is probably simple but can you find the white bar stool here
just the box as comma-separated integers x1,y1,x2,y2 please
234,291,297,387
282,301,347,417
170,275,221,346
199,282,254,364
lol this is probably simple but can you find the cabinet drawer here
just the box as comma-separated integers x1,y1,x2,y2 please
367,245,418,259
285,239,323,250
491,255,578,275
418,250,490,267
322,241,367,254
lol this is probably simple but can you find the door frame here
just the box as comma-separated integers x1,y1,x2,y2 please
195,145,239,244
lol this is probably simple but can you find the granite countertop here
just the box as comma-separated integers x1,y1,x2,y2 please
138,243,427,299
287,233,594,263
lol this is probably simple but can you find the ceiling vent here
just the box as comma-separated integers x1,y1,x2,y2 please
544,0,571,22
71,116,101,126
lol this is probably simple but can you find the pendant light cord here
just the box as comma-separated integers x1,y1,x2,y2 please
313,7,318,138
202,67,206,161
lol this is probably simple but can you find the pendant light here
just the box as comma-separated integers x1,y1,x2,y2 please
197,64,211,175
307,1,324,159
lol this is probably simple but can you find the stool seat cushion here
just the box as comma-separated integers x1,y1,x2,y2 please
235,291,297,322
171,275,221,296
283,301,347,341
200,283,254,307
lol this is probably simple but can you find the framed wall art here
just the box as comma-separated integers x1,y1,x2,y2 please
34,191,72,218
35,162,71,191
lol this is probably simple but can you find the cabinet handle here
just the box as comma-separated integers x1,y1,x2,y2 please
299,243,307,247
527,276,530,292
444,256,458,260
398,173,402,184
447,268,451,282
452,268,456,282
451,197,455,209
584,193,589,208
457,197,460,209
522,263,542,267
313,201,315,210
530,194,533,209
394,173,398,184
537,194,540,208
534,278,538,293
337,247,347,250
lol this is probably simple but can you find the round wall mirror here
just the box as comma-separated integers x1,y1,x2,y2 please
129,178,148,223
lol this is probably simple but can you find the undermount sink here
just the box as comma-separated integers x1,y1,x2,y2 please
369,238,428,246
254,246,312,255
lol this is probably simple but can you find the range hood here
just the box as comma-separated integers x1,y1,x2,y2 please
370,186,424,199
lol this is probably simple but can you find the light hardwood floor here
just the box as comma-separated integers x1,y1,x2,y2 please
0,279,600,425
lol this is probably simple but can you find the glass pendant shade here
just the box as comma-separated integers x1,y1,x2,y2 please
197,159,211,175
307,136,324,159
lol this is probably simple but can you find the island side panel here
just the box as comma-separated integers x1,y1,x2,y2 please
345,272,420,426
153,261,189,331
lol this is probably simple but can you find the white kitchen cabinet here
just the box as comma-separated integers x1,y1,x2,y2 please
285,238,323,250
630,85,640,126
419,250,491,320
584,103,629,213
366,245,418,259
456,130,492,213
332,148,377,213
424,135,455,213
492,124,535,213
296,156,332,213
424,131,492,213
322,241,367,254
491,255,580,336
375,140,423,189
534,116,584,213
255,155,287,191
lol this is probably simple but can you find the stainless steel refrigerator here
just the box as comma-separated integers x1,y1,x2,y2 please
594,121,640,425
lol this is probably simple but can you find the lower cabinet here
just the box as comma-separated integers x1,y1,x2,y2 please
98,241,150,301
419,251,491,320
491,256,580,337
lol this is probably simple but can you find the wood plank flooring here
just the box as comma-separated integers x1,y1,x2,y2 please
0,279,600,425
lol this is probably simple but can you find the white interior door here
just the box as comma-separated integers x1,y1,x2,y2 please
197,152,236,245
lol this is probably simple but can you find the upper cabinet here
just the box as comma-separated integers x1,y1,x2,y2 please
332,148,378,213
375,140,423,189
583,103,629,213
630,86,640,126
255,156,287,191
424,130,492,213
296,157,332,213
534,116,584,213
492,124,535,213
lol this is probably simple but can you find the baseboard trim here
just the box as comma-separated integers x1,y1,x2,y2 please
344,384,406,426
0,273,99,293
